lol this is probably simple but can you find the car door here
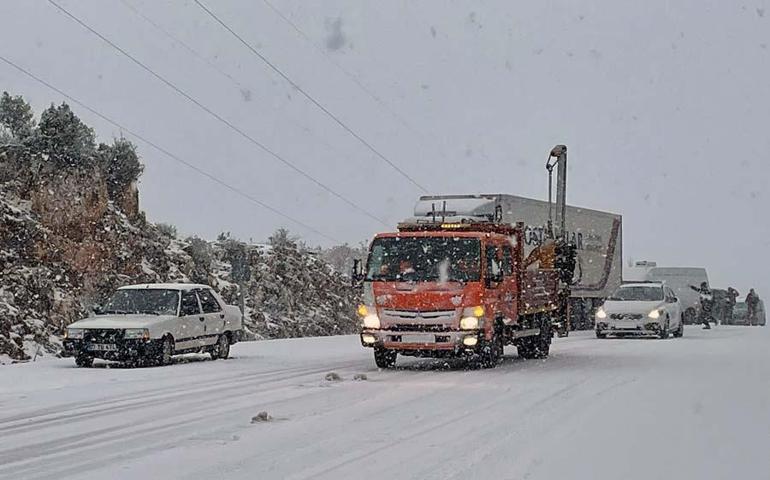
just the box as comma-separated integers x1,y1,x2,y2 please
666,287,681,327
500,243,517,323
177,289,205,351
483,242,504,321
198,288,225,345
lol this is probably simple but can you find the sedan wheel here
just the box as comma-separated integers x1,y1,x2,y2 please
212,334,231,360
75,355,94,368
158,336,174,366
659,319,670,339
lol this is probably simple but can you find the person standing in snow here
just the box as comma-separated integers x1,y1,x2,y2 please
725,287,740,325
746,289,760,326
690,282,714,329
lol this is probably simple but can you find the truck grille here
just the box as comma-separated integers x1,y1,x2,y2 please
382,309,455,322
389,324,452,332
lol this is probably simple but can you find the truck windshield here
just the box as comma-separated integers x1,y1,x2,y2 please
366,237,481,282
609,286,664,301
102,289,180,315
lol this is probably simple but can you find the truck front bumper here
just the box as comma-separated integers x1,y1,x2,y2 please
360,329,483,356
62,338,164,361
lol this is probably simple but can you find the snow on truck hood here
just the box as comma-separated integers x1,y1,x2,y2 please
67,314,176,329
601,300,665,314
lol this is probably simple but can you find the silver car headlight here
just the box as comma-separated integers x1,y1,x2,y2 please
124,328,150,340
596,308,607,319
648,309,662,319
65,328,84,340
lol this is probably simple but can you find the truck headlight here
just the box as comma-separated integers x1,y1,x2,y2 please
596,308,607,319
648,309,661,319
460,316,481,330
124,328,150,340
363,314,380,329
65,328,84,339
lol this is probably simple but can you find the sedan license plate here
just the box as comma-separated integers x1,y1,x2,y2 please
89,343,117,352
400,334,435,344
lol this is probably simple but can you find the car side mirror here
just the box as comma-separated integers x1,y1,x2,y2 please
668,297,678,303
92,305,103,315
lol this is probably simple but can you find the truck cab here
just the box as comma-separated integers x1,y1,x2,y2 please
357,221,564,369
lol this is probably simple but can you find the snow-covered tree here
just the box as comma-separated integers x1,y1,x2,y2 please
33,102,96,167
0,92,34,140
97,138,143,199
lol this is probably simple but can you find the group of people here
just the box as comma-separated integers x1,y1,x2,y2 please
690,283,761,329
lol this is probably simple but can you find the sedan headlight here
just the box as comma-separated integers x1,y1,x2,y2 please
648,309,661,319
596,308,607,319
124,328,150,340
65,328,84,339
362,314,381,329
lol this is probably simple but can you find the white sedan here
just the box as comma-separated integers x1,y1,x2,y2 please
595,282,683,339
62,283,243,367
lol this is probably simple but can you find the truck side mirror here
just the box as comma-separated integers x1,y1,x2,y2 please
351,259,365,288
485,271,503,288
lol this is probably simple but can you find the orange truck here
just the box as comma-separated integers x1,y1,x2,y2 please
353,146,577,368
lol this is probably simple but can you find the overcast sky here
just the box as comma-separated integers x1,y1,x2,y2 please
1,0,769,295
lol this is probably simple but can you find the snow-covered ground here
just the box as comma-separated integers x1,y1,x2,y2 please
0,326,768,480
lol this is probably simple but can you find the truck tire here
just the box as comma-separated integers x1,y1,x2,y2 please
211,334,231,360
596,329,607,339
479,332,504,368
374,348,397,369
518,315,552,359
75,354,94,368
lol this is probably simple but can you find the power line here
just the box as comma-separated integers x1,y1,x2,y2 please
46,0,388,227
117,0,372,178
260,0,431,147
118,0,245,90
193,0,429,193
0,54,340,243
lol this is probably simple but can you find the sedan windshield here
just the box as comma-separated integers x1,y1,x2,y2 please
609,286,664,301
102,289,180,315
366,237,481,283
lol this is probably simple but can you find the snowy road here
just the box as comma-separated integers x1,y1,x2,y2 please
1,326,768,480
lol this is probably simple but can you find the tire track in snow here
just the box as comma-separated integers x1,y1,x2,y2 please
0,360,365,479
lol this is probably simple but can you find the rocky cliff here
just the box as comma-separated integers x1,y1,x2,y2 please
0,145,359,363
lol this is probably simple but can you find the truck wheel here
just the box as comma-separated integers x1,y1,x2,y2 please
479,333,504,368
374,348,397,368
211,334,230,360
75,355,94,368
532,316,552,358
596,329,607,339
659,318,670,339
157,336,174,366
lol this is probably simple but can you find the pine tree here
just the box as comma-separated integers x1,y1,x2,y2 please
33,102,96,168
0,92,34,140
97,138,143,199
